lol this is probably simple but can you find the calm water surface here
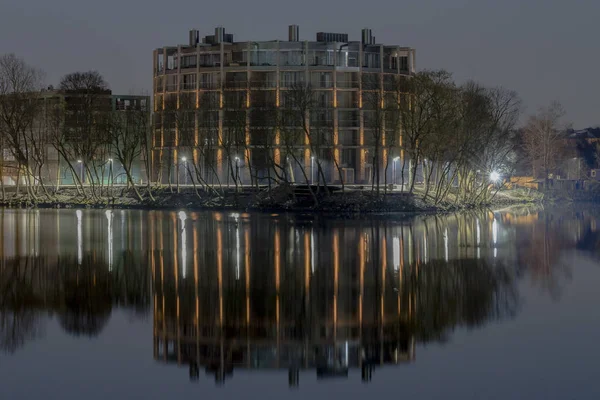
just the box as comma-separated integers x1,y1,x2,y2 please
0,208,599,399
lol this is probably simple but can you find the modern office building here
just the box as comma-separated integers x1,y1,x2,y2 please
152,26,416,185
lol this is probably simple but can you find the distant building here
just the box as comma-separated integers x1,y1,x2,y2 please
0,90,150,186
152,26,416,185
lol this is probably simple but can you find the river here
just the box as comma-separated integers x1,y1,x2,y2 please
0,208,599,399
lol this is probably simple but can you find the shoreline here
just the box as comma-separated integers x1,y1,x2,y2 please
0,186,544,216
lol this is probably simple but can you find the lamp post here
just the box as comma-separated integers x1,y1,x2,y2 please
77,159,83,185
181,157,187,185
108,158,113,191
311,156,315,184
490,171,500,183
392,156,400,187
234,156,240,188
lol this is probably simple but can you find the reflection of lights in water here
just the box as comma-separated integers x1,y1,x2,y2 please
492,218,498,258
393,237,400,271
106,210,113,271
120,210,125,249
34,210,40,257
178,211,187,278
234,214,240,280
76,210,82,265
423,233,428,263
310,229,315,273
476,218,481,259
345,341,349,367
444,228,449,262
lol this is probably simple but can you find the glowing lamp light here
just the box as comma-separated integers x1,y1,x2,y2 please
181,157,187,162
490,171,500,182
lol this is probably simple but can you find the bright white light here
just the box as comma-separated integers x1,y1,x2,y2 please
393,237,400,271
108,158,113,162
233,213,240,280
490,171,500,182
178,211,187,278
77,160,82,163
444,228,449,262
181,157,187,162
476,218,481,259
234,156,240,161
76,210,82,265
393,157,400,162
105,210,113,271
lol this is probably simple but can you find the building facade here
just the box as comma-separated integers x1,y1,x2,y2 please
152,26,416,185
1,90,150,186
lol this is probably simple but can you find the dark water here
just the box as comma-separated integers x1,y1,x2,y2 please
0,208,599,399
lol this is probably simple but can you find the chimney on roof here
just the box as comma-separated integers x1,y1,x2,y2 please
289,25,300,41
215,26,225,44
189,29,199,46
361,28,372,45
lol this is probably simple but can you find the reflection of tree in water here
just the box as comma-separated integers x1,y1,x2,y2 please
0,251,152,353
0,257,46,354
407,258,519,343
517,214,573,300
57,255,113,337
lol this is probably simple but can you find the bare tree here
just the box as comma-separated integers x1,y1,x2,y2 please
522,102,569,183
57,71,112,198
107,104,151,202
0,54,44,202
398,70,455,194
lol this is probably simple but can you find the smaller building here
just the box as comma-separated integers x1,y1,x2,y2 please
1,89,150,187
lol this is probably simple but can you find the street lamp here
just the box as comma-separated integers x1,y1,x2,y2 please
234,156,240,187
181,157,188,185
489,171,500,183
108,158,114,188
77,160,83,185
392,156,400,186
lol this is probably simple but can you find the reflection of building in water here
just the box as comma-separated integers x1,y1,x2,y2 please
152,215,417,386
1,209,524,368
150,212,522,386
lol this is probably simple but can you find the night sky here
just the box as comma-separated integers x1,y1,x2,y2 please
2,0,597,127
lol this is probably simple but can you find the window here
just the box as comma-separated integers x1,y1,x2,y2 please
156,53,164,73
400,56,409,72
199,73,219,89
181,55,197,69
310,72,333,88
280,72,304,88
166,75,177,91
181,74,197,90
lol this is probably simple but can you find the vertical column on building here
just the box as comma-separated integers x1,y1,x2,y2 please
303,41,311,182
245,43,251,187
193,45,200,172
358,45,365,183
160,48,168,184
396,46,404,186
332,49,340,183
380,44,387,185
217,42,225,182
174,46,182,186
273,41,281,172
